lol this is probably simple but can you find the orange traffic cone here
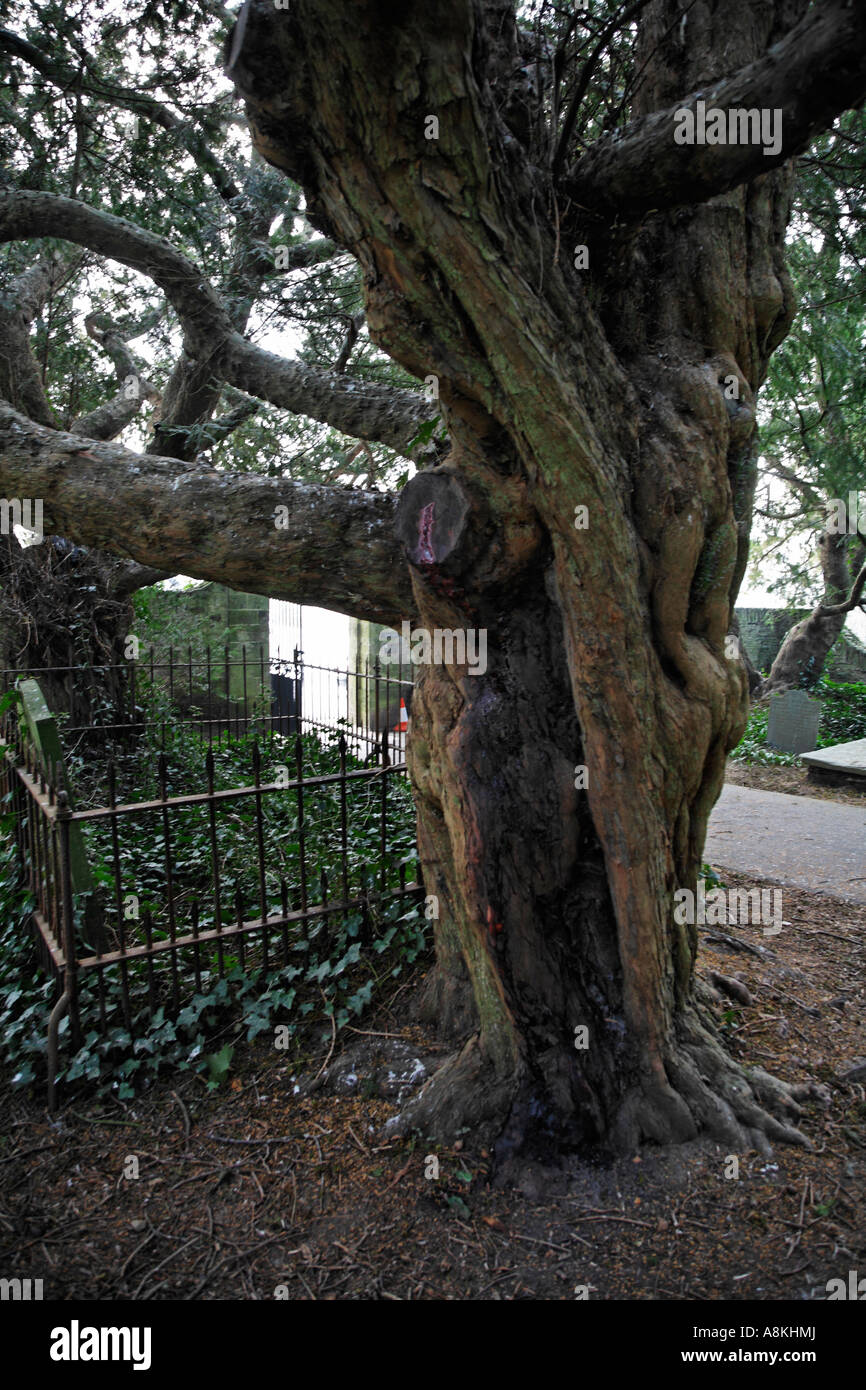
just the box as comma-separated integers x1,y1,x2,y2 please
393,699,409,732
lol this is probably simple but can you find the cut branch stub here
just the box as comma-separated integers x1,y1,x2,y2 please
395,467,544,602
395,470,479,575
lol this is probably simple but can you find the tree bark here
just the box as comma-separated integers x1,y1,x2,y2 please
0,402,414,626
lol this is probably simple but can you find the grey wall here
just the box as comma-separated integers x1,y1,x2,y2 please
736,606,866,682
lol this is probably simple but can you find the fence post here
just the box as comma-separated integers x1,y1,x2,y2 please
294,646,303,738
56,791,81,1051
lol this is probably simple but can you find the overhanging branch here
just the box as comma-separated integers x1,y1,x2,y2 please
0,399,414,625
562,0,866,219
0,25,242,208
0,189,436,457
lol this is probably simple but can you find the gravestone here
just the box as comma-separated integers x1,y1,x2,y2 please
18,678,104,949
766,688,822,755
801,738,866,789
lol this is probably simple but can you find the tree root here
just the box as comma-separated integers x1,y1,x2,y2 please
613,1002,810,1155
409,961,478,1044
387,1003,811,1160
662,1006,810,1155
383,1034,523,1149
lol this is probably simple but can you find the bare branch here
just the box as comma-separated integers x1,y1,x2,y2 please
761,456,823,511
334,313,364,373
551,0,653,178
817,546,866,617
67,312,160,441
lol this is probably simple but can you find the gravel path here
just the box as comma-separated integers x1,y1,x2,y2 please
706,784,866,903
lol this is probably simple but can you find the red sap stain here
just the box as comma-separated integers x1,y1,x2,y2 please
417,501,436,565
486,904,503,938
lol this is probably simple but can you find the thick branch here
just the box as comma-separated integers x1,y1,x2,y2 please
69,382,154,442
110,562,173,598
0,189,435,456
761,533,864,692
817,550,866,617
0,251,67,427
563,0,866,219
150,176,280,458
0,399,413,625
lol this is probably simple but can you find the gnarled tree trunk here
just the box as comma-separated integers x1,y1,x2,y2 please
226,0,861,1156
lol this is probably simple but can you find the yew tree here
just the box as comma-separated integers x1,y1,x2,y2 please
2,0,866,1158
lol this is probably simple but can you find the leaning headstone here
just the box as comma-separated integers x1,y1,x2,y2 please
19,679,75,794
766,688,822,755
18,678,104,949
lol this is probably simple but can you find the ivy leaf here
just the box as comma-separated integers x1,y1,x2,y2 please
204,1043,234,1086
346,980,373,1016
333,941,362,976
445,1195,471,1219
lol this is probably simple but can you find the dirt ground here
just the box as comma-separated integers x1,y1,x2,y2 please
726,760,866,806
1,867,864,1302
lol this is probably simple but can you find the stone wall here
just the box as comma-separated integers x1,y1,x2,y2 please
735,606,866,682
138,582,270,703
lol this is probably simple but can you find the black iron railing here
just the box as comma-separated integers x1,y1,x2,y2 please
0,651,420,1109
